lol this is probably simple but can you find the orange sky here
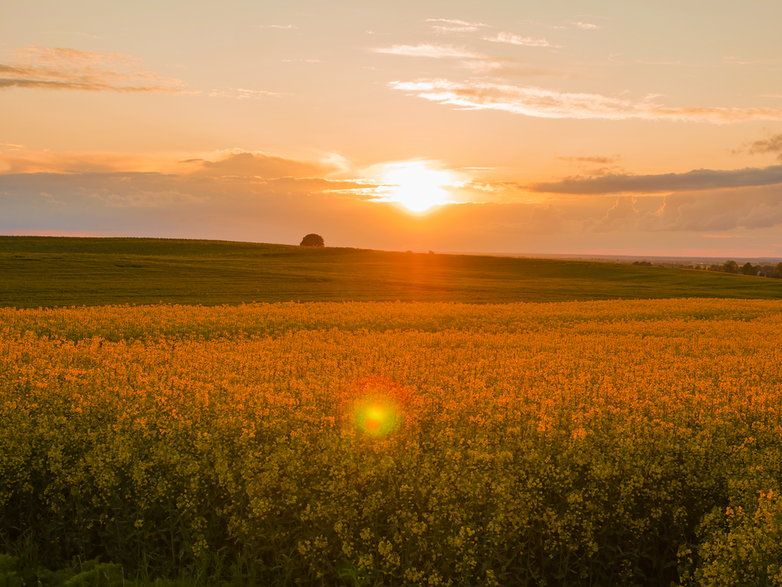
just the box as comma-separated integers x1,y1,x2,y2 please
2,1,782,257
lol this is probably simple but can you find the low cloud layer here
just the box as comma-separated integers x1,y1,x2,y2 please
531,165,782,194
389,79,782,123
3,150,782,256
190,152,335,179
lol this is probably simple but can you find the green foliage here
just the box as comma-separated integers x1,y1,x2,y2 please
0,555,126,587
691,491,782,586
299,233,325,247
2,236,782,308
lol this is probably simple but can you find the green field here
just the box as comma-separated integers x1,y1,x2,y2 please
2,236,781,307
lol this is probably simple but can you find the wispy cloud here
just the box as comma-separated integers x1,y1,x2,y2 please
426,18,488,33
723,55,781,65
281,58,321,63
557,155,619,165
571,21,599,30
0,46,184,93
388,79,782,123
0,46,277,99
0,147,342,179
207,88,281,99
549,21,600,31
258,24,297,30
529,165,782,195
748,134,782,160
192,151,336,178
374,44,486,59
374,44,559,77
483,32,560,48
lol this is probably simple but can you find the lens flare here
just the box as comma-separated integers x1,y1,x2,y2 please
340,376,416,441
353,395,401,439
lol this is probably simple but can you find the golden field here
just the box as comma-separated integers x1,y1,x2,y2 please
2,300,782,585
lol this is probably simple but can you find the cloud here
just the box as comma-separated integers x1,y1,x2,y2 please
557,155,619,165
426,18,488,33
373,44,486,59
0,46,275,99
0,166,389,247
0,46,184,93
723,56,781,65
0,170,367,209
571,22,599,30
749,134,782,160
0,146,185,175
388,79,782,123
483,32,560,48
4,159,782,254
530,165,782,195
0,78,180,92
206,88,281,99
649,186,782,231
0,147,343,180
194,152,336,179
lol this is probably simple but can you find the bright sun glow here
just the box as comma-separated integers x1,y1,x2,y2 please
381,161,458,213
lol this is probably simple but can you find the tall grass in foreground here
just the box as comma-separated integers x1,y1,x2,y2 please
1,300,782,585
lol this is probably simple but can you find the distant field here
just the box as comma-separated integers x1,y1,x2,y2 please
2,236,782,307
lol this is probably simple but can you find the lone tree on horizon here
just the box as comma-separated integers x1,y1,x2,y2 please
300,233,325,247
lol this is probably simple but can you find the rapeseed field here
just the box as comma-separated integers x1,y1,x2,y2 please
1,300,781,585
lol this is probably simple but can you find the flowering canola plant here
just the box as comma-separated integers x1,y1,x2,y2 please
1,299,782,585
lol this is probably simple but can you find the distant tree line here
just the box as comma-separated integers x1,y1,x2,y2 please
708,260,782,278
632,259,782,278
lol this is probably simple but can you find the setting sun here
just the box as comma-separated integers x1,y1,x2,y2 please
380,161,458,213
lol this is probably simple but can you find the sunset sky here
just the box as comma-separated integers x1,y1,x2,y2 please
3,0,782,257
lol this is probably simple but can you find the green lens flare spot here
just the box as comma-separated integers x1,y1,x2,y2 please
353,396,401,438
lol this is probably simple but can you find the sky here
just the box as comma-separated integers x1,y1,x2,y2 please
2,0,782,257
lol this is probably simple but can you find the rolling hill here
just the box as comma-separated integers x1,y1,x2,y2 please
2,236,781,307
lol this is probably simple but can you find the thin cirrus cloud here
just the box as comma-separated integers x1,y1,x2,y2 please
0,46,184,93
571,21,599,30
373,44,486,59
529,165,782,195
388,79,782,123
483,32,560,48
557,155,619,165
0,46,275,99
207,88,281,99
426,18,488,33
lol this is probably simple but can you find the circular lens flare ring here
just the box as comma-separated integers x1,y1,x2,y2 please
339,376,417,441
353,395,401,438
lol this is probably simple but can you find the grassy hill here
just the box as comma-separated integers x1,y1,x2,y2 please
2,236,781,307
